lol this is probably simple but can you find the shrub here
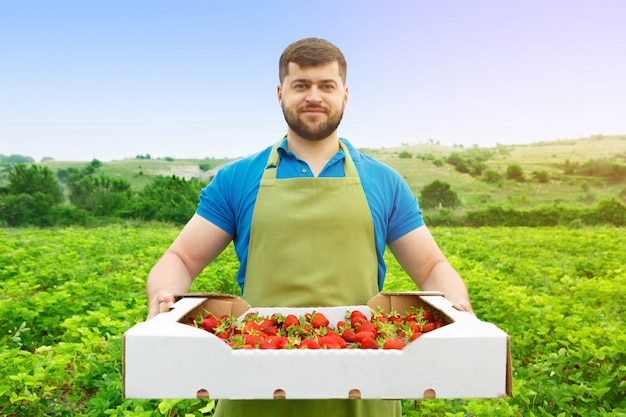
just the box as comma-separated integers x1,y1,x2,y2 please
505,164,525,182
133,175,205,224
419,180,461,210
7,164,64,204
69,175,134,216
532,170,550,183
482,169,504,185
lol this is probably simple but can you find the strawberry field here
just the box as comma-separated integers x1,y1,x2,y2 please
1,225,625,416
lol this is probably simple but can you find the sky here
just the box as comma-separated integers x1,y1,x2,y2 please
1,0,625,162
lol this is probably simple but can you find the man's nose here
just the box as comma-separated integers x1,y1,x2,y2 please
306,86,323,103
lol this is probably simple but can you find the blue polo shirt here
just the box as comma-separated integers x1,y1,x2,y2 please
196,137,424,292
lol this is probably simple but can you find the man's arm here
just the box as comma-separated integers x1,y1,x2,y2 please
146,214,234,319
388,225,473,314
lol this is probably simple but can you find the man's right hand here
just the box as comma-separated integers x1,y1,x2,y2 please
147,291,175,320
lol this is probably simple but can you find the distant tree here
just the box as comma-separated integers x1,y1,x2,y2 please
532,170,550,183
1,164,65,226
419,180,461,210
398,150,413,159
0,154,35,164
506,164,525,182
133,175,205,224
7,164,64,204
69,175,133,216
57,159,103,185
482,169,504,185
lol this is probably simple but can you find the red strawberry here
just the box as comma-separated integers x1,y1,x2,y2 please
200,314,222,332
341,328,356,343
383,338,406,350
243,320,263,334
354,331,376,345
423,310,435,322
350,310,368,327
410,331,423,341
299,338,320,349
310,312,330,329
259,338,278,349
243,333,263,347
273,336,289,349
318,335,341,349
356,321,377,335
422,322,436,333
358,336,378,349
284,314,300,329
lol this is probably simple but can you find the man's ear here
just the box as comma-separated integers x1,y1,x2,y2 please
277,85,283,103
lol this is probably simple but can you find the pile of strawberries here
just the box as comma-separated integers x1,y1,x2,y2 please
185,306,447,350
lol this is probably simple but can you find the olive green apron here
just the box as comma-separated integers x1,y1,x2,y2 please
215,140,401,417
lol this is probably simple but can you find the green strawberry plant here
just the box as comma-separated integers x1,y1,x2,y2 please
0,225,625,416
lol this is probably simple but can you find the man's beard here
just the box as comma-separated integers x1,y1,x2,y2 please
281,104,344,141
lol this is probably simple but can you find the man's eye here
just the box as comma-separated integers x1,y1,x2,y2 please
321,84,335,90
294,84,307,89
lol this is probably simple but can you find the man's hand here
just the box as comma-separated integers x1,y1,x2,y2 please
148,291,175,320
452,298,474,315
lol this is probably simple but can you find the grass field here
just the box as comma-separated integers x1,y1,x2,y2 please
1,225,625,416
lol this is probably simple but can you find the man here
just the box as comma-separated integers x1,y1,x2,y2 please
147,37,473,417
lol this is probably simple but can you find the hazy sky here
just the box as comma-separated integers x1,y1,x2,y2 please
2,0,625,161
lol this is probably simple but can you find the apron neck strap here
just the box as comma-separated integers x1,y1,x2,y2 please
264,139,358,177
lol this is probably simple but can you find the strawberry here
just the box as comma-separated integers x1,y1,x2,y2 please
299,338,320,349
354,331,376,345
200,314,222,332
243,333,263,348
309,312,330,329
422,322,436,333
423,310,435,323
318,335,341,349
349,310,368,327
273,336,289,349
383,338,406,350
356,321,377,335
358,336,378,349
341,328,356,343
284,314,300,330
410,331,423,341
243,320,263,334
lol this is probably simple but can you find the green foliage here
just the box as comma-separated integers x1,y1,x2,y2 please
419,180,461,210
7,164,64,204
446,148,492,177
398,150,413,159
505,164,525,182
561,158,626,183
465,198,626,227
1,226,625,416
70,175,134,216
57,159,103,185
133,175,205,224
0,154,36,164
532,170,550,183
385,226,626,416
482,169,504,185
415,153,445,166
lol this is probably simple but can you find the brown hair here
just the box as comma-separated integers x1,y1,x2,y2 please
279,38,347,85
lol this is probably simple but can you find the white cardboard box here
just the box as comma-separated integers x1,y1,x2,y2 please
123,292,512,400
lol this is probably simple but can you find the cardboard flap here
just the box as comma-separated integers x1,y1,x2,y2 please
367,291,444,314
175,293,251,321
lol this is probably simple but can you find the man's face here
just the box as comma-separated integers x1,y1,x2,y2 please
278,62,348,141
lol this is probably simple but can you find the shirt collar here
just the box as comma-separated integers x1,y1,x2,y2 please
277,137,359,162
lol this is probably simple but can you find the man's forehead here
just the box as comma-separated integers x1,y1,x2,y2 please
285,62,342,81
